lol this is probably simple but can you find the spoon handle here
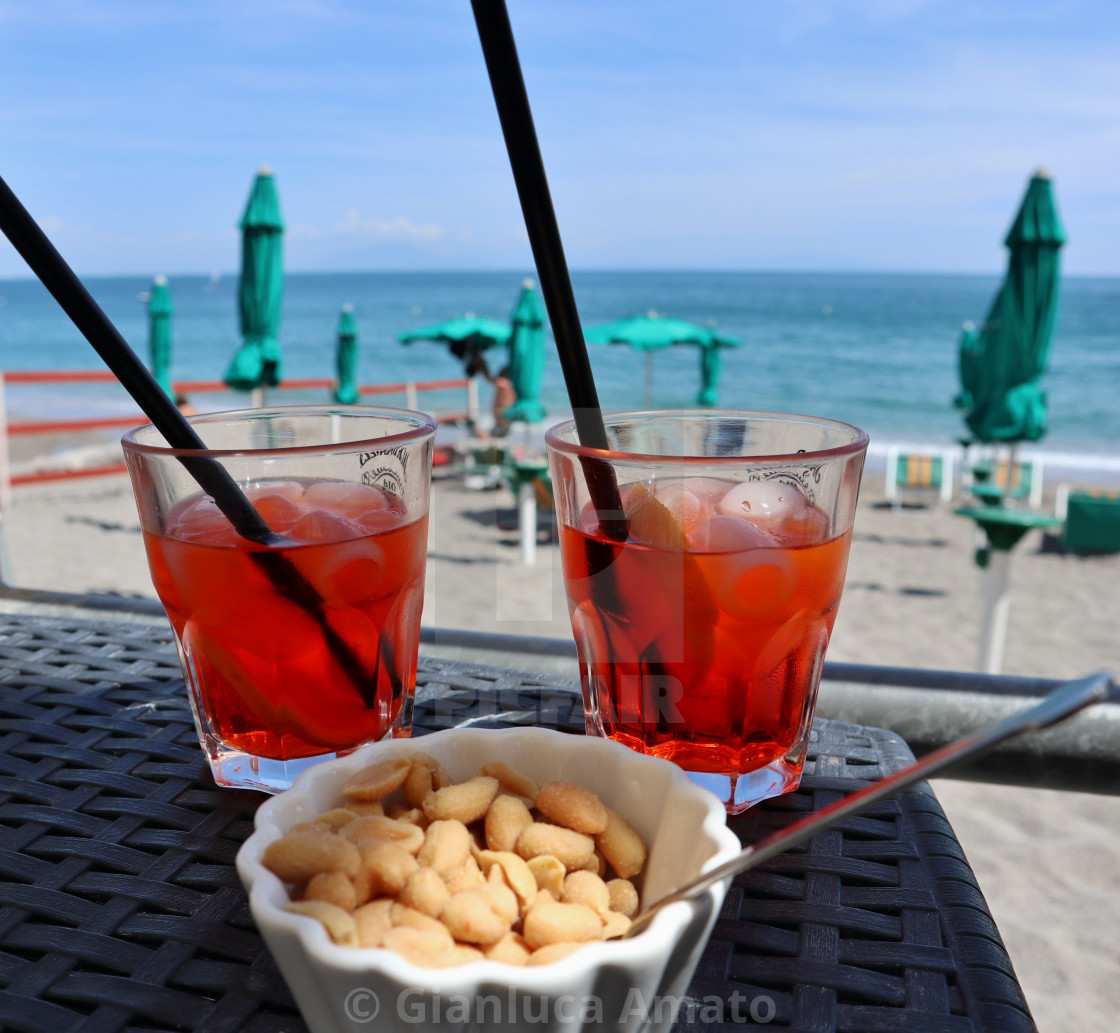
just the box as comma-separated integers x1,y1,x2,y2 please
626,669,1114,939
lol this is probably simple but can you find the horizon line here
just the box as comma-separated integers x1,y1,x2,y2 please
3,267,1120,284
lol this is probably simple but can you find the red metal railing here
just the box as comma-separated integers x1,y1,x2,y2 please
0,370,476,504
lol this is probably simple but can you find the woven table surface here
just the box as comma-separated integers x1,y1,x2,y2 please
0,613,1034,1033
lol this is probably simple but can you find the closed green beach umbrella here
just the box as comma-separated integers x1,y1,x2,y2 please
397,314,511,367
224,166,285,393
147,274,173,396
585,311,740,407
503,279,548,424
962,169,1066,445
953,320,980,415
697,340,729,407
334,304,359,405
955,170,1066,676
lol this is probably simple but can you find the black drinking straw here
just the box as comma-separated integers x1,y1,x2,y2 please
0,172,380,707
470,0,627,539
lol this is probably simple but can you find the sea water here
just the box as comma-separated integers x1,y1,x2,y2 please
0,270,1117,480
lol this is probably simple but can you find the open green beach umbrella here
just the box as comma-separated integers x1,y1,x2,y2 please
397,314,511,367
503,279,548,424
584,310,740,407
333,304,359,405
224,166,285,393
962,169,1066,446
147,274,173,396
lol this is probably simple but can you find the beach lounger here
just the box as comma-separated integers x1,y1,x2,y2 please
1055,484,1120,553
884,446,955,510
968,455,1044,508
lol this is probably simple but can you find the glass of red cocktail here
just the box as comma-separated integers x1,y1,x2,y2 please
546,410,868,813
123,405,436,793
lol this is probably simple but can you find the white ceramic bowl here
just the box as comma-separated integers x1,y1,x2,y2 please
236,727,742,1033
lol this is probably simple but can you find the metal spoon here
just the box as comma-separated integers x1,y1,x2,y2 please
623,669,1115,940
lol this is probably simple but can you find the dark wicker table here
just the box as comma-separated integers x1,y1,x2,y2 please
0,613,1036,1033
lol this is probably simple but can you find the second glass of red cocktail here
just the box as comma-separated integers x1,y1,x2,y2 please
546,410,868,813
123,405,435,794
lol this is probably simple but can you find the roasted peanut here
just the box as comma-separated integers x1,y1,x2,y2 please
522,897,603,949
595,807,646,879
526,854,566,899
481,761,538,802
360,842,419,896
484,931,532,965
350,865,375,907
409,752,453,789
416,819,473,874
478,880,520,927
399,867,451,918
442,855,486,895
391,903,452,939
606,878,639,918
402,759,434,808
314,808,357,831
382,925,455,967
342,815,425,854
484,794,534,852
561,870,611,915
573,849,606,877
284,900,358,946
422,776,499,824
344,800,385,818
442,944,486,966
477,850,537,910
288,821,333,837
353,899,394,947
601,910,632,939
535,781,609,835
342,756,411,800
304,869,358,911
516,822,595,871
440,885,516,945
526,942,586,966
262,832,361,884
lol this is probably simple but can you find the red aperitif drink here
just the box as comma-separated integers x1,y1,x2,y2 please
559,476,851,776
142,479,426,762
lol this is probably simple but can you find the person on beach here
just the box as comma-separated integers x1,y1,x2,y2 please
466,354,516,438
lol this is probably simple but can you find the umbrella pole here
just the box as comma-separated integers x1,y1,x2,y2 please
1005,442,1019,496
519,480,537,566
644,352,653,408
468,377,480,426
977,548,1012,674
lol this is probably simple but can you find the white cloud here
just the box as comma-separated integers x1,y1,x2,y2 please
333,211,444,242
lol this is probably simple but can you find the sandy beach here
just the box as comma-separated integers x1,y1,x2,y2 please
1,437,1118,1031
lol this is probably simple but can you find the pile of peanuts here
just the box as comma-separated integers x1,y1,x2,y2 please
260,752,648,968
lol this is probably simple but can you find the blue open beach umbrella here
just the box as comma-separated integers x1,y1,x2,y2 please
147,275,173,396
502,279,548,424
333,304,359,405
224,166,285,393
585,310,740,407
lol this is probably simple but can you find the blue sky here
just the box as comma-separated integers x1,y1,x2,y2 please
1,0,1118,278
